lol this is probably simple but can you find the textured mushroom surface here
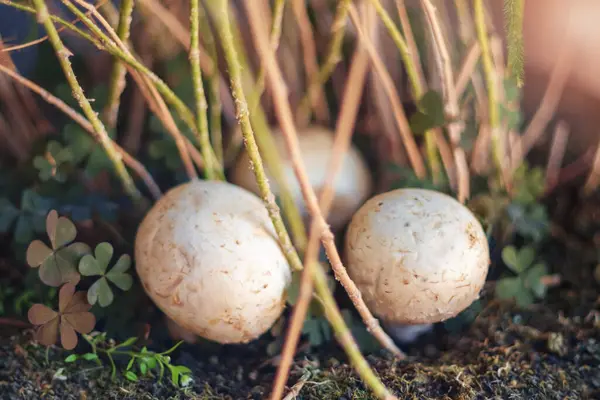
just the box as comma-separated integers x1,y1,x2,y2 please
135,180,291,344
345,188,490,325
231,126,372,230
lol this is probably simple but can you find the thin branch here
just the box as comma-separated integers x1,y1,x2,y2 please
242,3,401,398
103,0,135,128
504,0,525,87
583,139,600,195
271,4,405,398
0,64,162,200
296,0,351,124
211,0,303,273
420,0,470,202
395,0,426,89
348,5,426,179
474,0,504,180
291,0,330,124
545,120,569,192
32,0,142,203
368,0,441,182
190,0,221,180
455,42,481,99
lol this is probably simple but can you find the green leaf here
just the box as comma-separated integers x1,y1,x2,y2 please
525,262,549,299
26,240,53,268
79,254,105,276
495,276,524,300
124,370,138,382
59,243,92,266
105,270,133,291
64,354,78,363
0,198,19,232
139,361,148,376
409,111,434,135
94,243,114,271
39,253,81,287
88,277,114,307
501,246,521,273
82,353,98,361
517,246,536,271
126,357,135,370
52,216,77,250
514,290,535,308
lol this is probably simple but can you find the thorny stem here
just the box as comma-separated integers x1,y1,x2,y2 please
212,0,303,273
0,64,162,200
199,4,224,166
249,0,286,115
368,0,441,182
242,1,400,397
190,0,221,180
474,0,504,181
296,0,351,124
31,0,142,203
104,0,135,128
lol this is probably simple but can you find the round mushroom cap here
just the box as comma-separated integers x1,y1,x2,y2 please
135,179,291,344
344,188,490,325
231,126,373,231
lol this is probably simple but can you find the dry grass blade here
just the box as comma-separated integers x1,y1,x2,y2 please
420,0,470,202
545,121,569,192
0,64,162,200
583,139,600,196
455,42,481,99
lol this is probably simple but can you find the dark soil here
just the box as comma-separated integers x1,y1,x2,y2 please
1,289,599,400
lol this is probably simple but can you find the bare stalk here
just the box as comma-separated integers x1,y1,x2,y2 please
347,5,426,179
296,0,351,124
474,0,504,180
243,0,402,388
420,0,470,202
211,0,303,273
504,0,525,87
583,139,600,195
31,0,141,203
545,121,569,192
368,0,441,181
104,0,135,128
291,0,330,124
190,0,221,180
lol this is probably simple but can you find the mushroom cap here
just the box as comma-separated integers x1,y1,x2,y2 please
344,188,490,325
231,126,373,230
135,179,291,344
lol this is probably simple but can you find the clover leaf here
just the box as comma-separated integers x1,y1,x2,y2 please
79,243,133,307
33,141,73,183
409,90,447,135
1,190,53,243
27,282,96,350
501,245,535,273
26,210,91,287
63,124,116,177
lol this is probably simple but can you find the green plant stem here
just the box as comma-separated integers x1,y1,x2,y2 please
212,0,303,272
296,0,350,123
206,0,308,251
199,4,223,166
31,0,142,203
249,0,286,114
190,0,220,180
368,0,441,181
104,0,135,128
504,0,525,87
474,0,504,176
58,0,222,178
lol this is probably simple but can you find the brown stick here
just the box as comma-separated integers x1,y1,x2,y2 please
0,64,162,200
347,4,426,179
544,121,569,192
242,0,402,360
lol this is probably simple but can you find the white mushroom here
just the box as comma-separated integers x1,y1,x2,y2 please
231,126,373,231
135,179,291,344
344,188,490,325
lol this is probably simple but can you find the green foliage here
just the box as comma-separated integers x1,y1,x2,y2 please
0,285,15,315
79,243,133,307
62,124,116,177
26,210,91,287
68,333,193,387
33,141,73,183
495,245,550,307
0,190,52,244
503,0,525,87
499,77,523,132
409,90,447,135
387,163,450,193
